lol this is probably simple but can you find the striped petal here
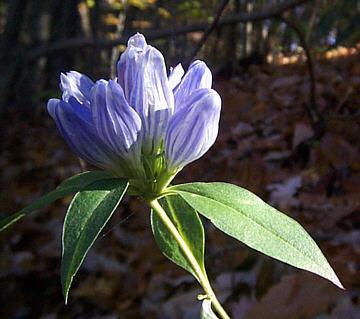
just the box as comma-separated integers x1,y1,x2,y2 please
60,71,94,106
142,107,170,154
168,63,184,91
165,88,221,170
47,98,115,170
90,79,142,160
173,60,212,111
117,33,174,153
119,34,173,114
117,33,148,101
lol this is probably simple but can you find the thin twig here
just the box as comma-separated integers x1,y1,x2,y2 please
101,211,134,239
184,0,230,68
280,15,320,128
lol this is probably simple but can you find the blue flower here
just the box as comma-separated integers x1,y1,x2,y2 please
48,33,221,194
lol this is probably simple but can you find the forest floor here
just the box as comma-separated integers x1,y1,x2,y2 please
1,51,359,319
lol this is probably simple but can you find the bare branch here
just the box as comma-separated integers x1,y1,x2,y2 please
26,0,309,63
280,15,320,128
183,0,230,68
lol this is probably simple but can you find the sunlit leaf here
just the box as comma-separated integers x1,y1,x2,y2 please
151,194,205,280
171,182,343,289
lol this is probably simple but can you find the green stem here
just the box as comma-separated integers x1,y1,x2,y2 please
149,199,230,319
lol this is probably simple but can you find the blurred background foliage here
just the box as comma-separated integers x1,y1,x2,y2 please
0,0,359,115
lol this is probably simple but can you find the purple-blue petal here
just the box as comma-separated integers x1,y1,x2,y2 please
117,33,148,101
165,88,221,170
117,33,173,153
173,60,212,111
118,35,173,115
141,107,171,154
90,79,142,159
60,71,94,106
47,98,115,169
168,63,184,91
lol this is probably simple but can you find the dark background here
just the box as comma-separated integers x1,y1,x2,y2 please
1,0,359,318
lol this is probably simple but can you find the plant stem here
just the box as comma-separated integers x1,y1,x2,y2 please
149,199,230,319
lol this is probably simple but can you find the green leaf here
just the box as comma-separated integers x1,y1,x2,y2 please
0,170,112,231
171,182,343,289
201,299,219,319
61,178,128,303
151,194,205,279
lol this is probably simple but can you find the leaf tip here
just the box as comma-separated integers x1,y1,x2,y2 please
332,274,345,290
324,265,344,290
61,273,71,305
63,283,71,305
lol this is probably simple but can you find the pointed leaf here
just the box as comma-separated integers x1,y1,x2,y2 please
61,178,128,303
0,171,112,231
151,194,205,279
171,182,343,289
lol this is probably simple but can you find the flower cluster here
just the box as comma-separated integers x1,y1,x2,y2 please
48,33,221,196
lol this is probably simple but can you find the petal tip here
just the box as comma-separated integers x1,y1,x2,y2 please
128,33,147,49
189,60,206,69
209,89,222,106
60,72,67,85
47,98,60,117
